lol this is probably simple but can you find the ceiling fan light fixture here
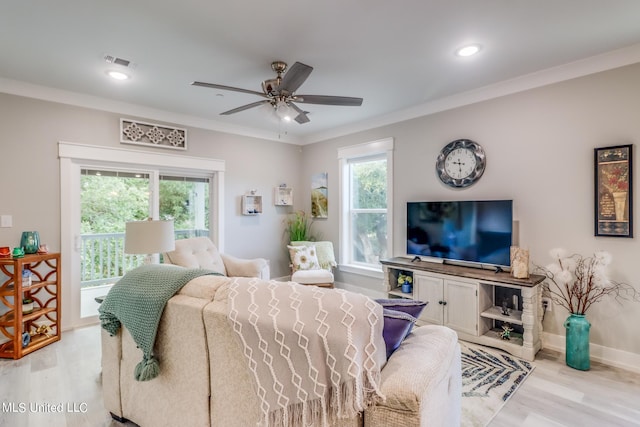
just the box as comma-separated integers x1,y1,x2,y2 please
275,100,294,122
194,60,362,124
455,44,481,57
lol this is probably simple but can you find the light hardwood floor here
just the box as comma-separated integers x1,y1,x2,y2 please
1,325,639,427
490,348,640,427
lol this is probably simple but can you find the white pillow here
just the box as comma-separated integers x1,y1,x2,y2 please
289,241,336,271
287,245,320,272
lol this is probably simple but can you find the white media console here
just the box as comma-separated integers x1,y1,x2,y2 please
380,257,545,361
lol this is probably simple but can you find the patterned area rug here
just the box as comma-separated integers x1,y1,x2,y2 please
460,341,535,426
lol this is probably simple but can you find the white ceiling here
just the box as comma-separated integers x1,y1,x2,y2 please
2,1,640,144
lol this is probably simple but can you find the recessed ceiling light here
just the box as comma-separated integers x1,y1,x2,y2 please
106,70,130,80
455,44,481,57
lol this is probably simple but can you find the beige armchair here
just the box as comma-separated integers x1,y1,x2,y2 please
288,240,336,288
163,237,270,279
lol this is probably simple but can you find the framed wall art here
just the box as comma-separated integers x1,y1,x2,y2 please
311,172,328,218
594,144,632,237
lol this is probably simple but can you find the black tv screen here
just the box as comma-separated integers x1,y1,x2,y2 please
406,200,513,267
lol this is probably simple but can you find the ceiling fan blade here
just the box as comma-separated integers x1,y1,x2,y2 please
278,62,313,94
295,95,363,106
290,102,310,124
191,81,267,98
220,100,270,115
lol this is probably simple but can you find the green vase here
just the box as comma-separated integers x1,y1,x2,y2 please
20,231,40,255
564,313,590,371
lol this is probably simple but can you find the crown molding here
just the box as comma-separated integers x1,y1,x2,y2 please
2,42,640,147
0,78,300,145
302,42,640,144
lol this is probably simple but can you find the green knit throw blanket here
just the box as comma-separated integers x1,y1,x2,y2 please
99,264,219,381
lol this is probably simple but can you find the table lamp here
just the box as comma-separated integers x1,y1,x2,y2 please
124,219,175,264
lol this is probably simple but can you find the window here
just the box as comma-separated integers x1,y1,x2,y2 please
338,138,393,273
77,169,213,319
159,175,210,239
59,142,224,328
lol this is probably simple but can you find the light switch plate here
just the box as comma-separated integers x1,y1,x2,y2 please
0,215,12,228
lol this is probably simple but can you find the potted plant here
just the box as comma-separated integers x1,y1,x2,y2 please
285,210,315,242
536,248,639,370
398,272,413,293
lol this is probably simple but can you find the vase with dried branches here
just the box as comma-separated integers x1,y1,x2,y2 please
536,248,639,370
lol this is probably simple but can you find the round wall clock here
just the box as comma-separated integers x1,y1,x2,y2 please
436,139,486,188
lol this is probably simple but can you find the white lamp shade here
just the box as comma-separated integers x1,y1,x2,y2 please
124,220,175,254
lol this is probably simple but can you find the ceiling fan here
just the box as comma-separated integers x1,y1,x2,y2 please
191,61,363,124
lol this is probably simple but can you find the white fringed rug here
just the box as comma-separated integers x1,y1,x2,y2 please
460,341,535,426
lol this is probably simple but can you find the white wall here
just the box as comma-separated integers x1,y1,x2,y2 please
302,63,640,360
0,93,302,279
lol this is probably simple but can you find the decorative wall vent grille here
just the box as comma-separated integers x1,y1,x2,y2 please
120,119,187,151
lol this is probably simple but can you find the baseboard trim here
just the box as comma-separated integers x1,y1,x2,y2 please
334,281,386,299
543,331,640,374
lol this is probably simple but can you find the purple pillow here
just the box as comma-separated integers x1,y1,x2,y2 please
376,298,428,319
381,308,417,359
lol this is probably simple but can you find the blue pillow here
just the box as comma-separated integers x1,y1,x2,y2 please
381,308,417,359
375,298,428,320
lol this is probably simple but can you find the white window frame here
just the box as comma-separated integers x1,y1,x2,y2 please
338,138,393,277
58,141,225,329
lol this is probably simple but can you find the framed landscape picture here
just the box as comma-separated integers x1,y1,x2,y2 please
311,172,328,218
594,144,633,237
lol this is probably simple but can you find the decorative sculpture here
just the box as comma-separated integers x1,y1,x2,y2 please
499,323,514,340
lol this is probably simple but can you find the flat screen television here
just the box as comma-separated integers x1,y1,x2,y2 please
406,200,513,269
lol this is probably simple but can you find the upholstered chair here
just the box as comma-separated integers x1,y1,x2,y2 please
163,237,270,279
287,241,336,288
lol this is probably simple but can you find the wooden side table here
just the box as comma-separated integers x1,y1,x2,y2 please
0,253,61,359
